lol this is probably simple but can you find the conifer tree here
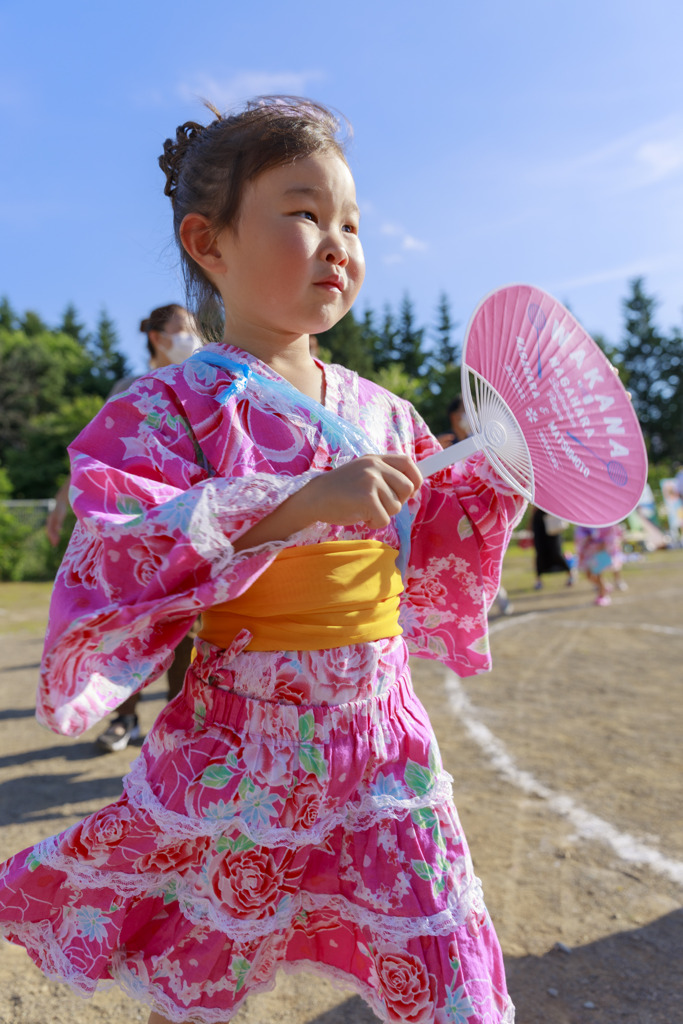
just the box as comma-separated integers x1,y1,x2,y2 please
88,308,131,397
432,291,459,368
618,278,681,460
374,305,398,371
394,294,424,378
20,310,49,336
316,309,375,377
0,296,17,331
59,303,88,344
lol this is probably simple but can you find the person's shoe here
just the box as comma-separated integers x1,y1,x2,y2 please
496,593,514,615
533,580,543,590
97,714,141,753
594,594,611,607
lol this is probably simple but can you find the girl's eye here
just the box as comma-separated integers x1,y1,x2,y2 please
295,211,316,222
342,223,358,234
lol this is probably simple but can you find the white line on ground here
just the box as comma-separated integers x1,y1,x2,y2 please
554,619,683,637
444,654,683,888
490,613,683,639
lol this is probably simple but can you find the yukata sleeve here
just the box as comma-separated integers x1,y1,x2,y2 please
399,407,526,677
37,378,320,737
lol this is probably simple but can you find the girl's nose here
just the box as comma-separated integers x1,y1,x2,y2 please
323,235,349,266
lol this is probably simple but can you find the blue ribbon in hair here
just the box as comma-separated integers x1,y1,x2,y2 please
189,348,413,576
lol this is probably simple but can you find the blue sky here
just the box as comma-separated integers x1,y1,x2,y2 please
2,0,683,372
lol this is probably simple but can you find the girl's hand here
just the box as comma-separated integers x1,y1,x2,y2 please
232,453,422,551
304,453,423,529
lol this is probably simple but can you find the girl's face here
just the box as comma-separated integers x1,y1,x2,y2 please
212,151,364,353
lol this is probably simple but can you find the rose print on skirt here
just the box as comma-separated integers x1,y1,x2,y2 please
0,637,513,1022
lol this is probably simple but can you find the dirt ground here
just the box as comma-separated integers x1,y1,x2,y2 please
1,550,682,1024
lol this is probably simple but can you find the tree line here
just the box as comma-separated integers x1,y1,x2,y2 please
0,299,131,501
0,277,681,507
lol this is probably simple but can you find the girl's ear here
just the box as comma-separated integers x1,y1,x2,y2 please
179,213,226,274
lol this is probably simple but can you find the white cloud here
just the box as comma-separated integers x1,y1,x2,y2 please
378,221,428,258
531,116,683,193
549,253,679,293
635,139,683,181
402,234,428,252
177,71,324,111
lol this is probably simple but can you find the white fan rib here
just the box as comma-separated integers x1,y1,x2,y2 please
462,370,534,501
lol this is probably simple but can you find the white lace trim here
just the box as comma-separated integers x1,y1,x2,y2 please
2,926,515,1024
113,955,515,1024
165,883,485,943
1,921,106,999
122,753,460,849
28,832,485,944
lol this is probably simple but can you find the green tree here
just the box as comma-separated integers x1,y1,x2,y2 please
655,325,683,461
617,278,682,460
420,294,462,432
432,292,459,368
4,394,104,499
375,305,399,371
318,295,462,430
394,294,425,379
0,296,17,331
0,466,31,580
372,364,422,405
359,308,383,372
0,308,130,498
0,330,92,459
20,310,49,336
316,309,375,377
59,303,88,344
88,308,131,397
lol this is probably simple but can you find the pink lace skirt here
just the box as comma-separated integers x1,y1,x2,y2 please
0,637,513,1023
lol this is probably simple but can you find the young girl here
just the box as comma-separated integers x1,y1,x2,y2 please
0,97,522,1024
574,523,625,606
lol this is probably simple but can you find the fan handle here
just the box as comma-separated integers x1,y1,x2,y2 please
419,425,503,478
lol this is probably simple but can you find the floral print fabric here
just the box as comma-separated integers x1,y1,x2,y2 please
1,345,522,1022
574,524,624,574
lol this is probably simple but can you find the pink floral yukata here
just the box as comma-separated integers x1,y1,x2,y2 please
0,343,523,1023
574,523,624,576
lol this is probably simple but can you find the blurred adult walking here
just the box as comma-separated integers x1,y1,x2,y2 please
531,505,574,589
46,303,201,751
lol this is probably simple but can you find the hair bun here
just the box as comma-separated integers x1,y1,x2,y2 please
159,121,206,203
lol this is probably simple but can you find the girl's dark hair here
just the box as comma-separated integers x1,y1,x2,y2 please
159,96,350,338
140,303,185,359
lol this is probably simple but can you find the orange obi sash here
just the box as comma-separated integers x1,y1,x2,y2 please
199,539,403,652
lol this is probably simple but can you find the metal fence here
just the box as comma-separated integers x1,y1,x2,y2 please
2,499,55,530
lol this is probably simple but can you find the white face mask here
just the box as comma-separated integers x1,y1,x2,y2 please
163,331,202,364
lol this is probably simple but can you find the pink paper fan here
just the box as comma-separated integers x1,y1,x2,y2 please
419,284,648,526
